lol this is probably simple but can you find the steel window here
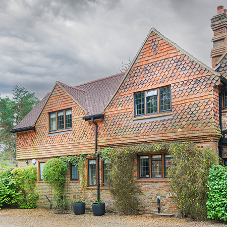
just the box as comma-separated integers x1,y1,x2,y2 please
49,109,72,132
65,109,72,128
139,155,150,178
39,162,46,181
71,164,78,180
134,92,145,115
103,160,110,186
134,86,171,116
138,154,173,178
160,86,171,112
88,159,96,186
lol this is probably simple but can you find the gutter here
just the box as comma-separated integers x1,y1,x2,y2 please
10,126,35,133
83,114,104,201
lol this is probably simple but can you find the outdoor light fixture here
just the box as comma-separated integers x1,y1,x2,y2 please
25,160,28,165
32,159,36,165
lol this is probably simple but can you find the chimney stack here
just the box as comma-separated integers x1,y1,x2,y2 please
217,5,224,14
211,6,227,68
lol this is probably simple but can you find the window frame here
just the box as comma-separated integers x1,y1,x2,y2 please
49,108,72,132
137,153,172,179
102,159,110,186
70,163,79,181
223,92,227,109
38,161,46,181
87,158,97,186
134,86,171,117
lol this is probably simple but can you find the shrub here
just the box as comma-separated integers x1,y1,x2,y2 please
206,165,227,221
12,166,39,208
42,158,68,209
0,166,19,208
168,142,219,218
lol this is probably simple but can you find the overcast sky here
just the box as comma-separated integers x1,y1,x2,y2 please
0,0,226,99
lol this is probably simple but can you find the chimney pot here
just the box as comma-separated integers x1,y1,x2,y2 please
217,5,224,14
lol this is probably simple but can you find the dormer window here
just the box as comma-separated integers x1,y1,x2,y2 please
49,109,72,131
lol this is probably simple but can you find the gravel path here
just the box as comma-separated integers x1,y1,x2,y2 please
0,209,226,227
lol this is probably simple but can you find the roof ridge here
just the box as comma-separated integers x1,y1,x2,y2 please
57,81,86,92
74,72,125,88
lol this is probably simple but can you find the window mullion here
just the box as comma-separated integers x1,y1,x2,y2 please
144,92,147,115
64,110,65,129
150,155,152,178
157,88,160,113
162,154,165,178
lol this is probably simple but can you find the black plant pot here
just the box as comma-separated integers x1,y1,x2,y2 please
92,202,105,216
73,202,85,215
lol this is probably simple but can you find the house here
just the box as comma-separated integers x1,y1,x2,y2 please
11,6,227,213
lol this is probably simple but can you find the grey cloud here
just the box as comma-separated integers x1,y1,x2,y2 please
0,0,226,99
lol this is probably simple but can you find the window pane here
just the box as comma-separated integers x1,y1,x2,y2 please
50,113,56,131
71,164,78,180
225,92,227,108
134,92,145,115
65,109,72,128
103,160,110,186
160,86,171,111
39,162,45,180
139,156,149,178
88,159,96,186
146,90,158,114
165,155,173,177
151,155,162,178
57,111,64,130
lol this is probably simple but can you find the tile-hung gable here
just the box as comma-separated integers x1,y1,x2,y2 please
12,6,227,214
11,72,125,133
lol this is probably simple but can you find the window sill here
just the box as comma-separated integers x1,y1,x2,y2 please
222,108,227,113
136,178,169,183
86,186,109,190
48,129,73,136
133,111,172,123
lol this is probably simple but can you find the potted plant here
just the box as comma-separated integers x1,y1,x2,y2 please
92,199,105,216
73,199,85,215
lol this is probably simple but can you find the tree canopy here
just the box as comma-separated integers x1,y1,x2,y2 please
0,86,39,167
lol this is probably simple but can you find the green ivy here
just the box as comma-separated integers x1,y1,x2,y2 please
12,166,39,208
168,142,219,218
206,165,227,221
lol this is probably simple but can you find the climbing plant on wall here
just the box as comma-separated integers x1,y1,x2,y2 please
100,143,169,214
101,142,219,216
168,142,219,218
42,158,68,210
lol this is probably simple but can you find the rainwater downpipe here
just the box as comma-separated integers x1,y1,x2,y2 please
219,78,227,159
91,117,100,201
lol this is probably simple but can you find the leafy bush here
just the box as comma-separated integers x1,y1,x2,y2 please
206,165,227,221
168,142,219,218
0,166,19,208
11,166,38,208
42,158,68,209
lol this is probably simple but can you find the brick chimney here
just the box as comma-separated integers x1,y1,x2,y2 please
211,6,227,68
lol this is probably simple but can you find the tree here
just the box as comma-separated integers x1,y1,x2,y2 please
0,86,39,167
